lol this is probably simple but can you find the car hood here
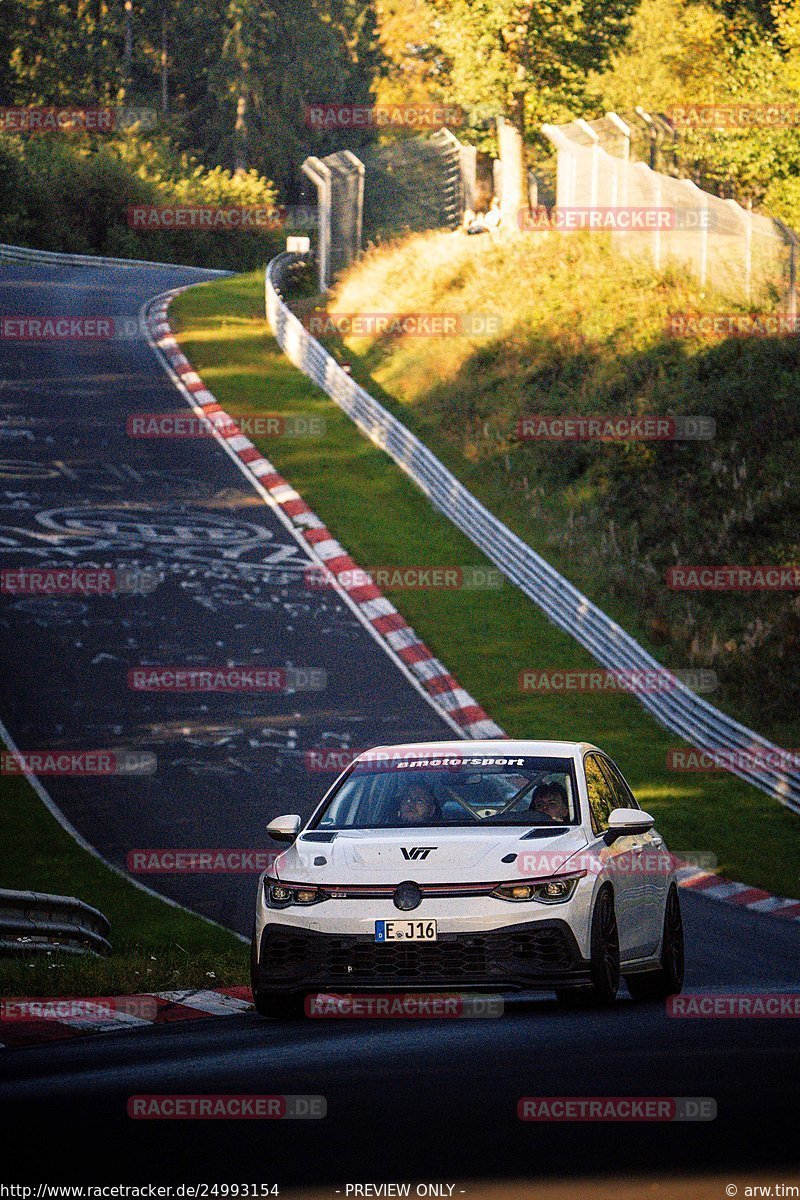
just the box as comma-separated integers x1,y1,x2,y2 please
273,826,589,885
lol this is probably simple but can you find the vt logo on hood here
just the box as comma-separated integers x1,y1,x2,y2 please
401,846,437,860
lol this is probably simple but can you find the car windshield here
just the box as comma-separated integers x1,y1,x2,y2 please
311,753,580,830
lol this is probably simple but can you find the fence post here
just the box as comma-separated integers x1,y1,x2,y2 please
496,115,527,227
775,218,798,317
301,155,331,290
527,169,538,210
606,112,630,208
635,106,657,169
726,199,752,304
631,162,660,271
542,123,579,210
431,127,471,226
341,149,365,259
460,143,477,212
681,179,708,289
576,118,600,208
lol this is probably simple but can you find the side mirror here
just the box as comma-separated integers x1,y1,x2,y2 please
605,808,655,842
267,814,302,843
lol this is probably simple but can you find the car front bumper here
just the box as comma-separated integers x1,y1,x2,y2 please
252,918,592,994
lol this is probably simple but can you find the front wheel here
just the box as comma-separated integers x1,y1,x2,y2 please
557,886,619,1008
625,885,685,1002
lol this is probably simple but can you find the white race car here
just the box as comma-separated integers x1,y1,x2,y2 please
251,740,685,1016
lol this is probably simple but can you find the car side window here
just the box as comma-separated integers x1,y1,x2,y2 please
597,756,639,811
584,754,616,835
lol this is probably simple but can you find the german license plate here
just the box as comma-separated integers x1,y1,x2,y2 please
375,919,437,943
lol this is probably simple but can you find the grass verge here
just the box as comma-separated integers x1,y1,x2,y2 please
0,769,247,997
170,270,799,900
327,230,800,746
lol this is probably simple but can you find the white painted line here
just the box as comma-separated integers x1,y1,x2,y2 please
0,716,247,945
142,290,468,740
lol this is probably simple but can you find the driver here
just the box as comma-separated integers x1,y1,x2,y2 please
529,781,570,824
397,782,441,826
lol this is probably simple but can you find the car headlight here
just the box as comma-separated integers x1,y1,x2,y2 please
264,877,326,908
491,873,584,904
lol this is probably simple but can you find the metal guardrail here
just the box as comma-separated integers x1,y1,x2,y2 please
0,241,230,272
0,889,111,957
266,251,800,817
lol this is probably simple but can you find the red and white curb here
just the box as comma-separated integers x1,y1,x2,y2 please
676,864,800,921
0,986,252,1048
144,295,799,928
145,295,501,741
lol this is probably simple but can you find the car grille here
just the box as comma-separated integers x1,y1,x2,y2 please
259,921,580,985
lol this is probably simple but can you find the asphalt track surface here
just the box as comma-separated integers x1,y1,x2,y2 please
0,258,458,934
1,259,799,1188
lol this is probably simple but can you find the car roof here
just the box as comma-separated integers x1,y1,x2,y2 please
353,739,601,760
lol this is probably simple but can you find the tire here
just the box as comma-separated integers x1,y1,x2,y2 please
625,885,685,1002
557,886,619,1008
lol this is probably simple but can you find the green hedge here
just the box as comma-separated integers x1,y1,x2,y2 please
0,133,284,270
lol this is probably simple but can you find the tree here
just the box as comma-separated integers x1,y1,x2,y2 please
425,0,638,138
214,0,381,193
7,0,125,103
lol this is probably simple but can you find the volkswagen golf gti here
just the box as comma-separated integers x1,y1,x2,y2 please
251,740,685,1015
